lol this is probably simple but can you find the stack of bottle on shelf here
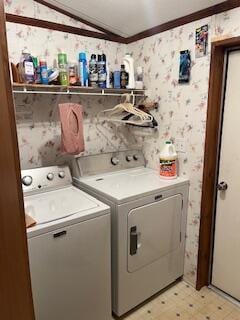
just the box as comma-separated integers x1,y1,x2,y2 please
14,47,144,90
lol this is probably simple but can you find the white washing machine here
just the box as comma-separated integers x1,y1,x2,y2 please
22,165,111,320
71,150,189,316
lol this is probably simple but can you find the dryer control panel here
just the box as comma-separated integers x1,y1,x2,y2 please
72,149,146,177
21,165,72,194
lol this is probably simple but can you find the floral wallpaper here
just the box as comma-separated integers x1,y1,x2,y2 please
14,93,137,168
4,0,101,32
128,7,240,285
5,0,240,287
5,0,131,169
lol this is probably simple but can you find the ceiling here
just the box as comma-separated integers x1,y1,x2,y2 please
44,0,224,37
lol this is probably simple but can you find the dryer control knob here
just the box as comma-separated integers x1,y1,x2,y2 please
126,155,133,162
133,154,139,161
22,175,33,186
47,173,54,181
111,157,119,165
58,171,65,179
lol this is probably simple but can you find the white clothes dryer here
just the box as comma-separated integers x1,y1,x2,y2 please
71,150,189,316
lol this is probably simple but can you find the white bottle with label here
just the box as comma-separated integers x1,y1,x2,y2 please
159,141,178,179
123,53,135,89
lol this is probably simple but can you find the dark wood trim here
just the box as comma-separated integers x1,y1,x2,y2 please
34,0,123,38
126,0,240,43
6,13,126,43
196,35,240,290
5,0,240,44
5,1,240,44
0,2,35,319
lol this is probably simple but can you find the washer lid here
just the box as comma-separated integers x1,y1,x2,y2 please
24,186,99,224
77,167,189,203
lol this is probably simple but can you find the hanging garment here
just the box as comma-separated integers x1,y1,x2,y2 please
59,103,85,155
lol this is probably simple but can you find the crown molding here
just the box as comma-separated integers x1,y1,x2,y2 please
6,13,126,43
34,0,123,38
6,0,240,44
126,0,240,43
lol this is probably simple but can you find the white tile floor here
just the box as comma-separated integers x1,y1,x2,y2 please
113,281,240,320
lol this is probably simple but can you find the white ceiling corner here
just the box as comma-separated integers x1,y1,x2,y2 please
44,0,225,37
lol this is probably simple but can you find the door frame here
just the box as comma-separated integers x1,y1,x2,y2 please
0,1,35,319
196,36,240,290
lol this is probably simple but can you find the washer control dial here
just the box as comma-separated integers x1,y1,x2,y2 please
22,175,33,186
47,173,54,181
58,171,65,179
111,157,119,165
133,154,139,161
126,155,133,162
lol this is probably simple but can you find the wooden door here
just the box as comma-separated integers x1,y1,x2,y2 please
0,1,35,319
211,50,240,300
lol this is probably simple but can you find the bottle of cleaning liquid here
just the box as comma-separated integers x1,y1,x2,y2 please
68,63,77,85
159,141,178,179
123,53,135,89
19,47,35,83
97,54,107,88
58,53,69,86
135,66,144,89
32,57,41,84
79,52,88,87
89,54,98,87
39,57,49,85
120,64,129,89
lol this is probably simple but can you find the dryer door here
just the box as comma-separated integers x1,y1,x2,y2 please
128,194,182,273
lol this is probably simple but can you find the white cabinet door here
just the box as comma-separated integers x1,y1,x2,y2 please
212,50,240,300
28,214,111,320
128,194,182,273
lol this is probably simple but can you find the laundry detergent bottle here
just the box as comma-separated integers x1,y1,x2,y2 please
123,53,135,89
159,141,178,179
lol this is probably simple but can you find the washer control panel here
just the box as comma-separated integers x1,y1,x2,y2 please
21,165,72,194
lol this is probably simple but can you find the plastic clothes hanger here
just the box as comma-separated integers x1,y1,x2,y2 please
97,94,153,126
121,97,159,128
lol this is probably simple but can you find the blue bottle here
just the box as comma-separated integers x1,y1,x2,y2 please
113,71,121,89
39,57,49,85
78,52,88,87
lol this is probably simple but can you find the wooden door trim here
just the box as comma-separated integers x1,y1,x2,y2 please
196,35,240,290
0,2,35,319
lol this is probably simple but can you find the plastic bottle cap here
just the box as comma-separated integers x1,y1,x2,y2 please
58,53,67,65
79,52,86,61
165,141,172,144
22,47,29,54
32,57,38,68
98,54,106,62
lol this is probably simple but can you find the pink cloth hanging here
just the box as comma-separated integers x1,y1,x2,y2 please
59,103,85,155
